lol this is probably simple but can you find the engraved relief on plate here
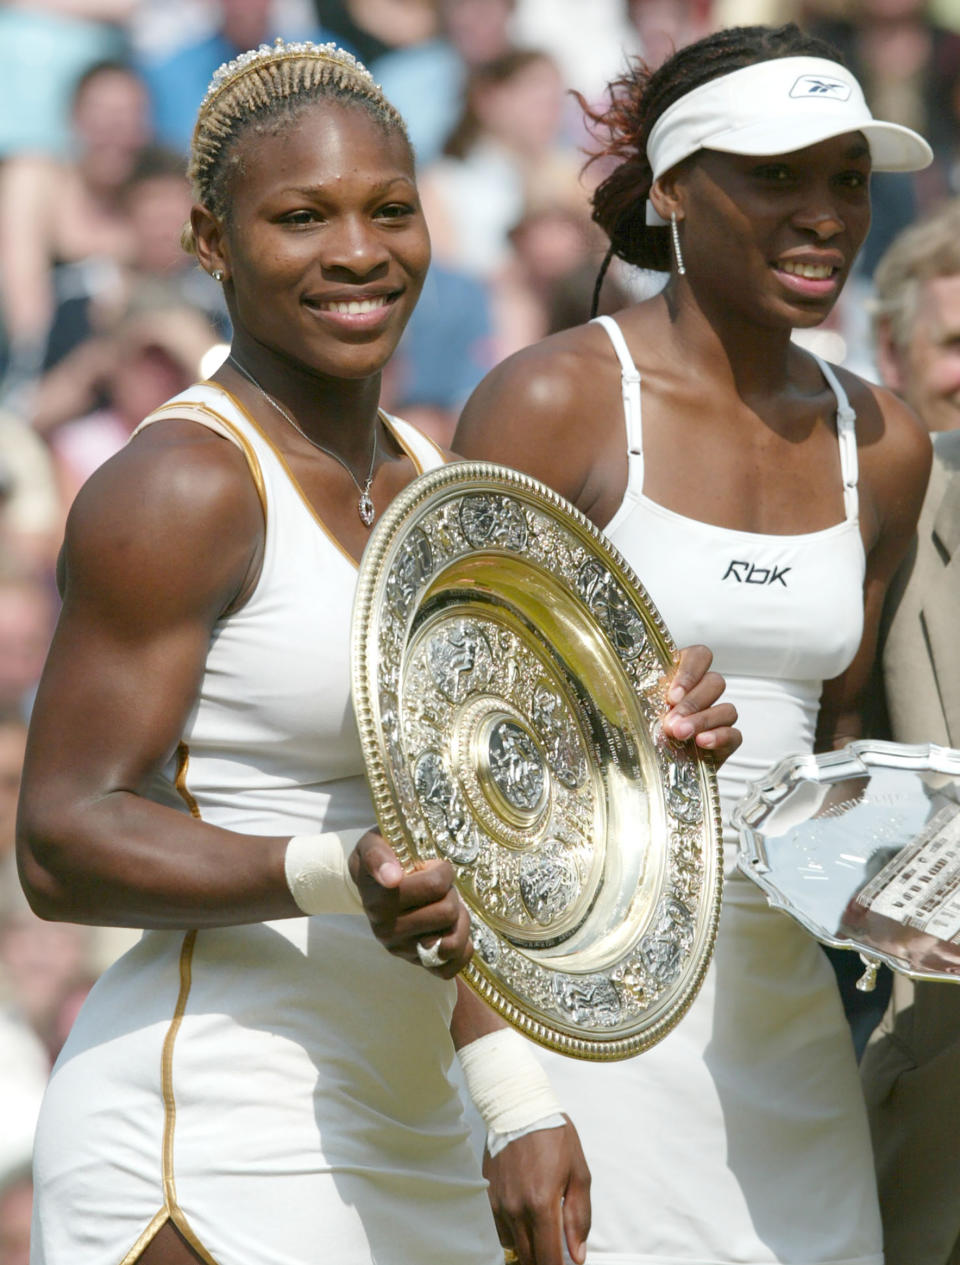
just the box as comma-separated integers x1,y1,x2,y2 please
530,681,587,790
385,527,433,620
400,606,602,942
413,749,481,865
426,618,496,703
639,896,695,988
552,973,623,1027
459,493,528,551
577,559,647,660
519,842,581,925
665,752,703,825
487,719,546,814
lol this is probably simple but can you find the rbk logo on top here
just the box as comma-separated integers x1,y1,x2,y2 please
790,75,852,100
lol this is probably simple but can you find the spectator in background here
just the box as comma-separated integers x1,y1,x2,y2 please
0,1,131,160
0,571,55,720
872,197,960,433
310,0,436,65
0,1031,44,1221
0,910,94,1064
111,146,229,336
509,0,636,99
859,200,960,1265
373,0,516,167
420,49,585,279
624,0,717,69
506,200,633,335
807,0,960,269
0,413,61,576
440,0,514,64
0,61,151,397
31,306,220,513
0,709,73,1214
381,262,495,446
137,0,323,155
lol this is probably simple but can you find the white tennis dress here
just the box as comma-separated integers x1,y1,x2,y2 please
30,384,503,1265
530,318,883,1265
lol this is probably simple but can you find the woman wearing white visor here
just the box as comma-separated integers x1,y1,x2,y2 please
455,22,932,1265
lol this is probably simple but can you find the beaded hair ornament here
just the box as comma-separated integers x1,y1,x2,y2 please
185,36,399,231
197,37,379,122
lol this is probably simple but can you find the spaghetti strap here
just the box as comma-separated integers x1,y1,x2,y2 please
591,316,644,532
591,316,643,457
813,354,859,521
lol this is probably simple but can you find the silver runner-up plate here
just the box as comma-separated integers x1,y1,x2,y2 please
734,740,960,990
351,462,723,1060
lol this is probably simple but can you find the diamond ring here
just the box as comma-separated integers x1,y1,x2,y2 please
416,939,446,969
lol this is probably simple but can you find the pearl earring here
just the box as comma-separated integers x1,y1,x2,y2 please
212,269,225,282
670,211,686,276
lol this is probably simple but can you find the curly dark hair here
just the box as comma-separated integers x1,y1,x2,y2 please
585,23,846,311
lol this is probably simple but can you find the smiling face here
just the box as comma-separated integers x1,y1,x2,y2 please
668,132,872,329
208,100,430,382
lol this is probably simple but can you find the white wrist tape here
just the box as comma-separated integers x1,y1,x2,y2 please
457,1028,562,1135
284,828,367,915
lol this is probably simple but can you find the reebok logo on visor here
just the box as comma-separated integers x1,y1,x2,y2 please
789,74,851,100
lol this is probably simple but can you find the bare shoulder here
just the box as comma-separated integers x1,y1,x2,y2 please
62,418,263,626
833,365,932,537
454,323,617,500
838,368,930,469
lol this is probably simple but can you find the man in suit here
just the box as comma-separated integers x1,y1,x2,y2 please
860,197,960,1265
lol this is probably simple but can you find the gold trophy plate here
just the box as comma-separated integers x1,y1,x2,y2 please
351,462,722,1060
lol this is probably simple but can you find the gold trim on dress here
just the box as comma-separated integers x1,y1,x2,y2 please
137,742,222,1264
209,382,442,569
174,743,202,820
161,929,197,1213
117,1207,169,1265
382,409,445,472
168,1204,222,1265
135,399,268,522
209,382,362,569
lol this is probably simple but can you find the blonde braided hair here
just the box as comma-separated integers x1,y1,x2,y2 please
182,39,408,255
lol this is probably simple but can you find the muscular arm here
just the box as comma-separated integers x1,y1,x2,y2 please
816,382,932,753
19,419,476,976
16,422,297,928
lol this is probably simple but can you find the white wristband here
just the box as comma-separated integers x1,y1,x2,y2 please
457,1028,563,1136
284,829,367,915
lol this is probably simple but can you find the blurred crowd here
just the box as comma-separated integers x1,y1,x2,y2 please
2,0,960,1259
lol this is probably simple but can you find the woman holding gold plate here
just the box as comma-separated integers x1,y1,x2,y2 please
16,38,738,1265
456,21,933,1265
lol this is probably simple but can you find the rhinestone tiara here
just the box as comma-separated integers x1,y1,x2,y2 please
199,38,378,115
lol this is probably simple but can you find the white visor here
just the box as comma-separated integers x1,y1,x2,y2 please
645,56,933,225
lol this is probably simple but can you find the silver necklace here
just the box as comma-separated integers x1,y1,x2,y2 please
227,354,379,526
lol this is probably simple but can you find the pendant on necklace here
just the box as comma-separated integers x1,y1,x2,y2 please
358,491,375,527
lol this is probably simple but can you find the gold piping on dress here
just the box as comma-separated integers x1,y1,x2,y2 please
117,1207,169,1265
135,400,268,522
127,743,222,1265
174,742,202,820
210,382,431,570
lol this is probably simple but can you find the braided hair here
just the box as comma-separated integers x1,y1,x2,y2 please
181,42,409,255
585,23,846,313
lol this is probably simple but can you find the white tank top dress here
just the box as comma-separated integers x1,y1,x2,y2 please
30,383,503,1265
530,319,883,1265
